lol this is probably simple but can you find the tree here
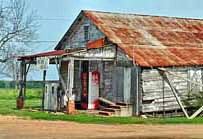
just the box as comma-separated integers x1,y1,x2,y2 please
0,0,38,80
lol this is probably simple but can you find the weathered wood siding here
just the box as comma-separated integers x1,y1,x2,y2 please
88,60,115,101
116,47,133,67
62,16,104,49
73,60,82,101
112,67,124,102
142,67,202,113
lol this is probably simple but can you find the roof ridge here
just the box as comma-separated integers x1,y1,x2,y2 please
83,10,203,21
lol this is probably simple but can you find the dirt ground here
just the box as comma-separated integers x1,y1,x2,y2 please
0,116,203,139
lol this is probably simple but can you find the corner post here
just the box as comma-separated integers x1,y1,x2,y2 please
134,66,142,116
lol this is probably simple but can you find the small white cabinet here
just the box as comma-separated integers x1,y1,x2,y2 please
44,82,59,111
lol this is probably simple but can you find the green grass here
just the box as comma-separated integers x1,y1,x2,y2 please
0,88,203,124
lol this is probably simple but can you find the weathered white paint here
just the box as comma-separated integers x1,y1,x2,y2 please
124,67,131,103
44,82,59,111
71,46,116,59
67,58,74,97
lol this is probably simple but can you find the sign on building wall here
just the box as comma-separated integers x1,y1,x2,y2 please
36,57,49,70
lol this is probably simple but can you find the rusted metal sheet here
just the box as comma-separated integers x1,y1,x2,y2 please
86,37,105,49
83,10,203,67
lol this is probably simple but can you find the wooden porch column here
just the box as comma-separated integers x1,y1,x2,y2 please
66,58,76,114
67,58,74,97
23,62,27,99
41,70,47,111
17,60,26,109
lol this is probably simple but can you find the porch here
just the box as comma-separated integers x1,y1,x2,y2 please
17,45,135,116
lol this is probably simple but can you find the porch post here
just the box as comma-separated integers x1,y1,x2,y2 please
17,60,25,109
68,58,74,97
23,63,27,99
66,58,75,114
130,65,142,116
41,70,46,111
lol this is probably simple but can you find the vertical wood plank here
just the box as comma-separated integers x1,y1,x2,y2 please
124,67,131,103
112,67,124,102
130,67,137,114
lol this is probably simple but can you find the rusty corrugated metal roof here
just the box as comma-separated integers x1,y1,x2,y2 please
83,10,203,67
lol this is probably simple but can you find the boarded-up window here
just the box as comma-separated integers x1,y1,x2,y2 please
84,25,89,41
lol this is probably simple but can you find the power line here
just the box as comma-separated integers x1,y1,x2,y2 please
8,40,58,43
36,18,72,21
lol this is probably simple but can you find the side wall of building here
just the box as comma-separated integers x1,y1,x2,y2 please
141,67,202,114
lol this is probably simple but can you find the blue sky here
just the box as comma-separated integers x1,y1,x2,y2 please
25,0,203,80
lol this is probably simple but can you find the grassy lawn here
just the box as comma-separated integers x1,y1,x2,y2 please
0,88,203,124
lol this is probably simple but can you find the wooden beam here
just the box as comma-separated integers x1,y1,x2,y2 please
135,66,142,116
17,60,26,109
55,58,67,95
41,70,46,111
162,76,165,118
23,63,27,99
189,106,203,119
158,68,203,119
159,68,203,87
18,60,24,98
63,56,114,61
98,97,116,106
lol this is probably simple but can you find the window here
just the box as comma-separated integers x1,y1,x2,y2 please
52,86,54,94
84,25,89,41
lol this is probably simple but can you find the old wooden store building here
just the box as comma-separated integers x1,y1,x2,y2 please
18,10,203,118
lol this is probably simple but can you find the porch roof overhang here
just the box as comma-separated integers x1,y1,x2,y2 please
17,50,68,61
18,46,115,64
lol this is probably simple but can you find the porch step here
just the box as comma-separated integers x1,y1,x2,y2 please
104,108,121,116
116,102,131,106
98,98,133,117
103,108,118,112
99,111,113,116
108,105,125,109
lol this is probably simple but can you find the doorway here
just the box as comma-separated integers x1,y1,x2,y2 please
81,61,100,109
81,61,89,109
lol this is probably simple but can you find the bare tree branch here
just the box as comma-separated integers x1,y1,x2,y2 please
0,0,38,80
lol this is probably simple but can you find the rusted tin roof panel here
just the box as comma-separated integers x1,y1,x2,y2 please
86,37,105,49
84,10,203,67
